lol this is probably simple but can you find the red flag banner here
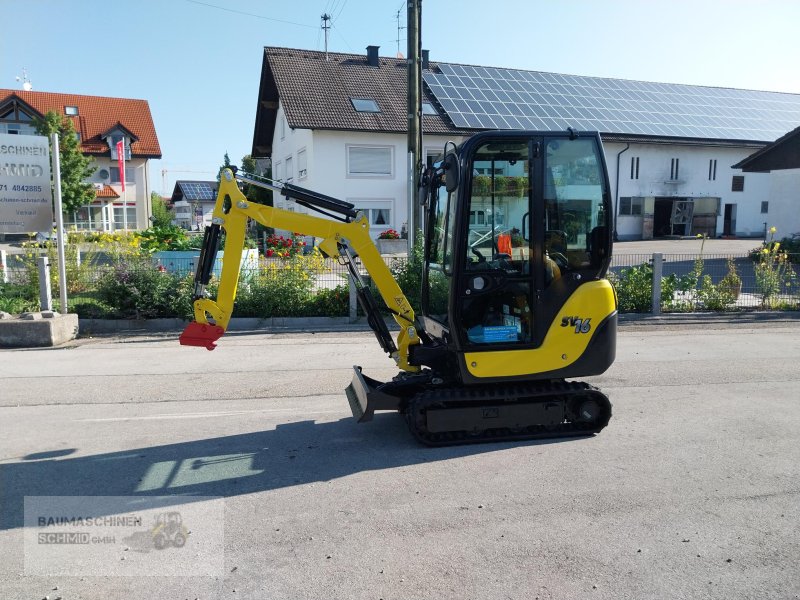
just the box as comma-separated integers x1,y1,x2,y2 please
116,139,126,192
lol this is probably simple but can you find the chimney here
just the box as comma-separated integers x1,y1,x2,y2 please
421,49,429,70
366,45,380,67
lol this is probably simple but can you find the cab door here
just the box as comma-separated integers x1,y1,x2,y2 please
453,132,611,354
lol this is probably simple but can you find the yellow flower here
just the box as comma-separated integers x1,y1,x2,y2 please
769,226,777,234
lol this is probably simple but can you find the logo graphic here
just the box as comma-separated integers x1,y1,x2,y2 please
560,316,592,334
123,511,189,552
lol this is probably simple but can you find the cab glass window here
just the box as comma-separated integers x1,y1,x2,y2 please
543,138,608,276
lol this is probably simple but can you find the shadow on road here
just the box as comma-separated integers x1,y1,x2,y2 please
1,414,582,530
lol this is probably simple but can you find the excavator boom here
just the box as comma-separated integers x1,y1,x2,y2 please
180,169,420,371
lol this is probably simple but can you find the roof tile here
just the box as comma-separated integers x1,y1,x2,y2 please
0,89,161,158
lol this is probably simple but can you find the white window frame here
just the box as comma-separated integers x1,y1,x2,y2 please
346,145,394,178
274,160,283,182
285,155,293,182
349,198,394,231
297,148,307,179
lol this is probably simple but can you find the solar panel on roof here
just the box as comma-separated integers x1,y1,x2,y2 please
425,64,800,141
179,182,216,201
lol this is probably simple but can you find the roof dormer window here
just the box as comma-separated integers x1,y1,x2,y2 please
421,102,438,116
350,98,381,113
101,124,137,160
65,106,79,116
0,99,38,134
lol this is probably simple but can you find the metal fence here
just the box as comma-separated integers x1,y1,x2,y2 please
611,252,800,312
2,247,798,315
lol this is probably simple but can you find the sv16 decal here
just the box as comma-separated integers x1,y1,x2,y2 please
561,316,592,334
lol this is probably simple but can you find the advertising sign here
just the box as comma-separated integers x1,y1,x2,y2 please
0,133,53,233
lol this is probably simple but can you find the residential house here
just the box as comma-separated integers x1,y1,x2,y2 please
170,180,218,230
251,46,800,240
0,88,161,231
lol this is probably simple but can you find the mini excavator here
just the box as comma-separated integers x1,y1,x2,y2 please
180,130,617,445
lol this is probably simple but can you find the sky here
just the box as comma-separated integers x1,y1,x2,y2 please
2,0,799,196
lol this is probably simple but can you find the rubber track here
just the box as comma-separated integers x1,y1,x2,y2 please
405,380,612,447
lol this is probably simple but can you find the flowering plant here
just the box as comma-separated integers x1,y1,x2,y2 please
264,232,306,258
378,229,400,240
753,226,797,307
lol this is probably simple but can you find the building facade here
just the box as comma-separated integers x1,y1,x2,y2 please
252,47,800,241
0,89,161,232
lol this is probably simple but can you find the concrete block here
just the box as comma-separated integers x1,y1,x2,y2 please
0,313,79,348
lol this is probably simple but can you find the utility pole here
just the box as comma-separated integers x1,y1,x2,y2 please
321,13,331,61
406,0,422,250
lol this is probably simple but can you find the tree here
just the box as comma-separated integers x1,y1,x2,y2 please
33,111,95,214
150,192,174,228
216,151,232,182
241,154,272,207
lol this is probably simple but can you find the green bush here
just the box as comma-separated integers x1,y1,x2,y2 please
0,281,37,314
609,262,690,313
608,264,654,312
307,285,349,317
96,256,188,319
234,254,324,317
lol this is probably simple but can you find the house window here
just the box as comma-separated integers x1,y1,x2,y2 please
350,98,381,113
619,196,643,216
65,106,79,116
285,156,293,182
421,102,438,115
351,200,393,230
113,206,137,229
474,167,505,175
761,201,769,214
274,161,283,182
670,158,680,180
109,134,131,160
732,175,745,192
110,166,135,184
0,100,37,135
297,148,307,179
469,210,486,225
347,146,393,177
630,156,639,179
708,159,717,181
280,115,286,140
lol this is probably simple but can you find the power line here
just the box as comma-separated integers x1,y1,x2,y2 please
185,0,317,28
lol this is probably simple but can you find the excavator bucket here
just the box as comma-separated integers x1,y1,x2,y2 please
179,321,225,351
344,366,401,422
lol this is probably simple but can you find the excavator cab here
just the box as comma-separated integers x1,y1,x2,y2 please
418,130,614,383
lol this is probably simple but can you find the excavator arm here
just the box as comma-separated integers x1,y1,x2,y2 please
179,169,420,372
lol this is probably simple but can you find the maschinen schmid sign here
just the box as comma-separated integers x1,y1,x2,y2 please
0,133,54,233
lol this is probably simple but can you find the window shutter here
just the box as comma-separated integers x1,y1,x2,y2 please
348,147,392,175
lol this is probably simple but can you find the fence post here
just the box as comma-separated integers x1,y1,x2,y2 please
348,274,358,323
0,250,7,284
652,253,663,315
38,256,52,312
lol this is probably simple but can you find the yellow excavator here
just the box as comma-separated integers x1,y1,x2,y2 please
180,130,617,445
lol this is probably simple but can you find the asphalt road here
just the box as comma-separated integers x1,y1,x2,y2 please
1,320,799,599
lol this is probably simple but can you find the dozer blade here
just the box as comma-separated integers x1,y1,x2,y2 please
344,366,401,423
179,321,225,351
